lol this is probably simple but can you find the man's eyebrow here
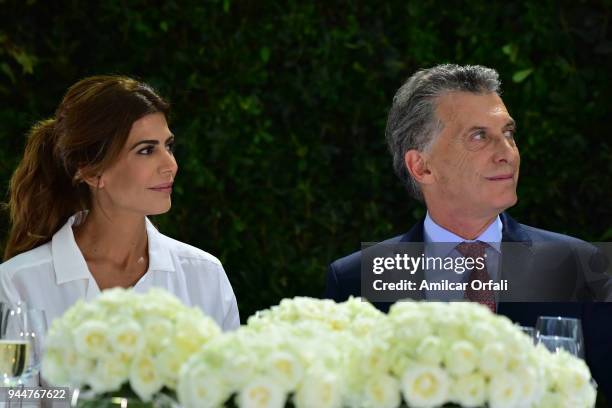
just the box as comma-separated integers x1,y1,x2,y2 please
464,120,516,134
129,134,174,151
505,119,516,128
465,125,487,133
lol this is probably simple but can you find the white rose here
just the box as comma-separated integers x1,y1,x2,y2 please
515,365,544,405
294,371,343,408
353,338,392,379
435,318,463,342
223,352,257,390
488,372,521,408
390,314,432,345
350,316,380,337
178,367,230,408
400,364,450,408
539,390,566,408
41,348,69,386
97,287,130,309
479,342,508,375
62,347,96,387
73,320,110,358
129,353,163,401
560,393,597,408
75,358,98,387
444,341,478,376
450,372,486,407
109,320,143,354
173,319,217,356
154,347,188,388
237,377,287,408
89,354,129,394
556,369,596,407
265,351,303,390
72,302,103,322
466,322,497,347
142,318,173,351
362,374,401,408
416,336,443,365
555,355,592,394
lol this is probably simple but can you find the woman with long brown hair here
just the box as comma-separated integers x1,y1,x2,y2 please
0,76,239,330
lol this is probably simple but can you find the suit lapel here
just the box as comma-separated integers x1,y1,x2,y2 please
499,213,535,301
399,219,426,300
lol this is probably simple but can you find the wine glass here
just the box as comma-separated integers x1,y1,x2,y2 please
535,316,584,359
518,325,536,343
22,308,47,379
1,301,26,336
537,335,579,356
0,306,30,386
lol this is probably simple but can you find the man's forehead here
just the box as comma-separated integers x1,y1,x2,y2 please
435,91,510,125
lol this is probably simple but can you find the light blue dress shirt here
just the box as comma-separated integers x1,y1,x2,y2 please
422,212,502,301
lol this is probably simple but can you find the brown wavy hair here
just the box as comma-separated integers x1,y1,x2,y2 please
3,75,169,260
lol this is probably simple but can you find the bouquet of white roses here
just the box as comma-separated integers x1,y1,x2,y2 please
384,301,596,408
178,297,596,408
178,297,383,408
42,288,221,403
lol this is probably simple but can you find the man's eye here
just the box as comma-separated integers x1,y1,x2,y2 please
137,146,155,155
471,131,486,141
504,129,515,139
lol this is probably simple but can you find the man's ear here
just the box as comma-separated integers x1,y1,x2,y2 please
404,149,434,186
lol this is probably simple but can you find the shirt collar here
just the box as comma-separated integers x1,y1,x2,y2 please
423,212,502,253
145,217,175,273
52,211,175,285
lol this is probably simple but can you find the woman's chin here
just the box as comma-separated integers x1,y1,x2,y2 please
147,202,172,216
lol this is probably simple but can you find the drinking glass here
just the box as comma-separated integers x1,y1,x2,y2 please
22,308,47,378
537,335,579,356
0,306,30,386
535,316,584,359
518,325,536,343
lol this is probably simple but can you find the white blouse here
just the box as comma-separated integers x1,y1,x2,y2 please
0,212,240,331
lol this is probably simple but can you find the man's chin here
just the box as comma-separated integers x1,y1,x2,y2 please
492,194,518,213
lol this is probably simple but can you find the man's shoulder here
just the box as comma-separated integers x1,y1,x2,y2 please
330,233,408,278
513,220,585,243
504,214,590,249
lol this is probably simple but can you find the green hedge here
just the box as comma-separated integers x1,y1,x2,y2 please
1,1,611,318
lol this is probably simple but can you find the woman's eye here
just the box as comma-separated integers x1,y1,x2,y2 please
166,141,175,153
137,146,155,155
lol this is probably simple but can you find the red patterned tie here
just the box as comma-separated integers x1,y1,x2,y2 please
456,241,496,312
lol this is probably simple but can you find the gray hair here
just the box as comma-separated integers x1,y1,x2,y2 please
385,64,501,201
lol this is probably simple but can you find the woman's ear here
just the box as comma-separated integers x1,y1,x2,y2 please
78,169,105,189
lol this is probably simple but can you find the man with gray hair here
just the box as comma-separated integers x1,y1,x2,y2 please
324,64,612,394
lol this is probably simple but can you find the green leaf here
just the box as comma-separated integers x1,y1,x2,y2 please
502,43,519,63
0,63,15,83
259,47,270,63
10,49,37,74
512,68,533,83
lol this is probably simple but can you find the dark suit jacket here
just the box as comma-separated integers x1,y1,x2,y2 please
324,212,612,397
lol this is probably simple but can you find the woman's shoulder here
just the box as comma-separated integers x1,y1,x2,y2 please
0,242,53,276
154,231,223,268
